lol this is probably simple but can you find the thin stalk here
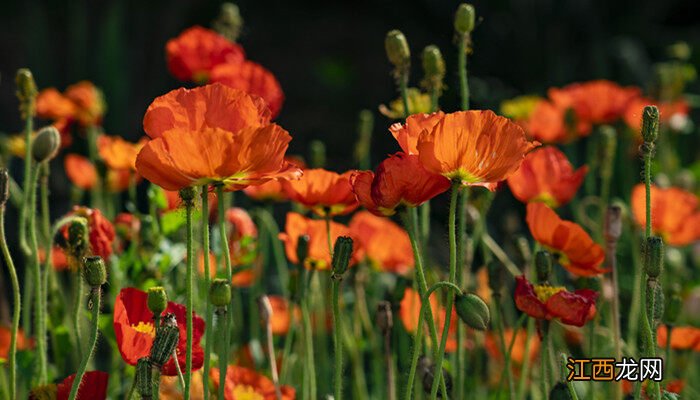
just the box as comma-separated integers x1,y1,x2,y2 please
399,71,411,118
494,295,516,400
455,188,468,400
260,208,289,297
19,112,33,256
68,286,101,400
73,277,84,361
173,349,186,391
458,34,470,110
562,354,580,400
665,325,672,370
332,275,344,400
516,318,535,400
0,207,20,400
216,309,228,400
607,239,623,400
301,281,317,400
28,165,47,382
201,185,212,400
39,163,51,380
280,319,297,384
183,195,195,400
325,215,333,255
263,311,282,400
540,321,551,397
216,185,233,398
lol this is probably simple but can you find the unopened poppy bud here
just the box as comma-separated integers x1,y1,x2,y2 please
535,250,552,283
641,105,659,144
67,218,89,256
309,140,326,168
376,301,393,335
548,382,572,400
178,186,196,206
487,259,505,292
664,285,682,325
643,236,664,278
147,286,168,316
210,278,232,308
454,4,476,34
15,68,37,118
258,294,273,324
604,206,622,243
149,324,179,368
296,234,310,267
385,30,411,69
212,2,244,42
455,293,490,331
331,236,353,278
0,168,9,207
652,284,665,324
422,45,445,82
32,126,61,163
82,256,107,287
136,357,153,399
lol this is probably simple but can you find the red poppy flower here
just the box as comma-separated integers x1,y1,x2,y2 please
399,288,458,352
36,81,105,127
98,135,147,171
351,152,450,216
210,61,285,118
63,206,116,261
389,111,445,154
113,287,205,375
210,366,296,400
623,97,690,133
56,371,109,400
282,169,359,217
349,211,413,275
38,246,70,272
65,154,98,190
166,26,245,83
656,325,700,351
507,146,587,207
485,328,540,366
526,203,606,277
514,276,598,327
631,184,700,246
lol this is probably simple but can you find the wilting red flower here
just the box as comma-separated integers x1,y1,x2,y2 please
0,326,34,360
351,152,450,216
65,154,98,190
631,184,700,246
514,276,598,327
113,287,205,375
526,203,606,276
56,371,109,400
64,206,116,261
136,84,301,191
399,288,458,352
657,325,700,351
98,135,147,171
267,295,300,336
507,146,587,207
349,211,413,274
484,329,540,366
415,110,539,190
282,169,358,217
211,61,285,118
623,97,690,133
210,366,296,400
37,81,105,127
548,80,641,135
278,212,360,270
389,112,444,154
166,26,245,83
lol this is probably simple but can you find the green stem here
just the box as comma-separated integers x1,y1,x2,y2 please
399,72,411,118
455,187,468,400
332,275,343,400
28,165,47,383
260,208,290,297
540,321,551,397
201,185,212,400
39,163,51,379
301,278,317,400
607,239,623,400
67,286,101,400
73,276,84,361
280,319,296,384
458,34,469,110
19,112,33,256
494,296,516,400
184,195,194,400
216,310,227,400
516,318,535,400
429,183,460,400
0,207,20,400
216,185,233,399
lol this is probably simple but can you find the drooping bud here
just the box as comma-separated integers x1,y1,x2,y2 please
385,30,411,70
454,4,476,34
455,293,490,331
67,218,89,268
296,234,310,268
641,105,660,144
664,284,682,325
422,45,445,83
535,250,552,283
149,324,179,368
331,236,353,278
147,287,168,316
0,168,9,207
309,140,326,169
212,2,244,42
376,301,393,335
82,256,107,287
15,68,37,119
643,236,664,279
32,126,61,163
178,186,196,207
210,278,232,308
136,357,153,399
604,206,622,243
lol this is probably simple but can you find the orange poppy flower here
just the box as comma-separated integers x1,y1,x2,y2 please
266,295,301,336
507,146,588,207
65,154,98,190
657,325,700,351
520,100,570,143
243,179,288,202
282,169,358,217
36,88,77,120
514,276,598,327
278,212,360,270
136,84,301,191
399,287,458,352
351,152,450,216
349,211,413,275
631,184,700,246
415,110,539,189
38,246,70,271
389,111,444,154
0,326,34,360
484,329,540,366
166,26,245,83
548,80,641,135
623,97,690,133
210,61,285,118
159,370,205,400
56,371,109,400
98,135,147,171
62,206,116,261
526,203,606,276
36,81,105,127
210,366,296,400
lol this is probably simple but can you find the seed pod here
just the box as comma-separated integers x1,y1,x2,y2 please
535,250,552,283
0,169,9,207
418,356,453,395
83,256,107,287
147,287,168,316
149,324,179,368
454,4,476,34
32,126,61,163
376,301,393,335
422,45,445,82
296,234,310,268
136,357,153,399
210,278,232,308
641,105,660,144
643,236,664,279
331,236,353,278
385,30,410,69
178,186,196,206
455,293,490,331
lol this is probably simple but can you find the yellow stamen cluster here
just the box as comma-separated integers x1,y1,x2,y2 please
131,321,156,337
534,284,565,303
232,385,265,400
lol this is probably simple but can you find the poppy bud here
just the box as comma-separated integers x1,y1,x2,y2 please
376,300,393,335
422,45,445,82
15,68,37,118
641,105,659,144
0,168,9,207
652,284,665,324
331,236,353,278
454,4,476,34
604,205,622,243
296,234,310,267
643,236,664,278
32,126,61,163
385,30,411,69
149,324,179,368
309,140,326,169
82,256,107,287
535,250,552,283
67,218,89,261
212,2,244,42
548,382,572,400
664,284,682,325
210,278,232,308
258,294,273,324
147,286,168,316
487,259,505,293
455,293,490,331
136,357,153,399
178,186,197,206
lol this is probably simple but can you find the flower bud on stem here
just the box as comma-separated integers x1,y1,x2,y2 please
330,237,353,400
385,30,412,117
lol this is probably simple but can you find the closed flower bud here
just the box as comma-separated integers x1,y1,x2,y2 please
549,382,573,400
136,357,153,399
641,105,660,144
147,286,168,316
376,300,393,335
149,324,179,368
67,218,89,264
454,3,476,34
422,45,445,81
535,250,552,283
32,126,61,163
331,236,353,278
209,278,232,308
296,234,310,267
385,30,411,69
212,2,244,42
309,140,326,169
455,293,490,331
0,168,9,207
652,284,665,324
178,186,197,205
15,68,37,118
82,256,107,287
644,236,664,278
664,285,682,325
604,205,622,242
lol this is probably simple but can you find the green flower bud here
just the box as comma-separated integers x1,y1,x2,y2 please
15,68,37,119
454,4,476,34
0,168,9,207
212,2,244,42
32,126,61,163
136,357,153,399
209,278,232,308
641,105,659,144
296,234,310,267
147,286,168,316
178,186,197,206
455,293,490,331
549,382,573,400
535,250,552,283
604,205,622,243
385,30,411,69
149,324,179,368
664,285,682,325
376,300,393,335
331,236,353,278
309,140,326,169
82,256,107,287
422,45,445,81
644,236,664,279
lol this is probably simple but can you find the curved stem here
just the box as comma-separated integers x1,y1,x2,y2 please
68,287,101,400
216,185,233,398
0,207,20,400
184,196,194,400
201,185,212,400
28,165,47,383
332,276,343,400
73,276,84,361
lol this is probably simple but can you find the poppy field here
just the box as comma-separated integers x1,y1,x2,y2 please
2,2,700,400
